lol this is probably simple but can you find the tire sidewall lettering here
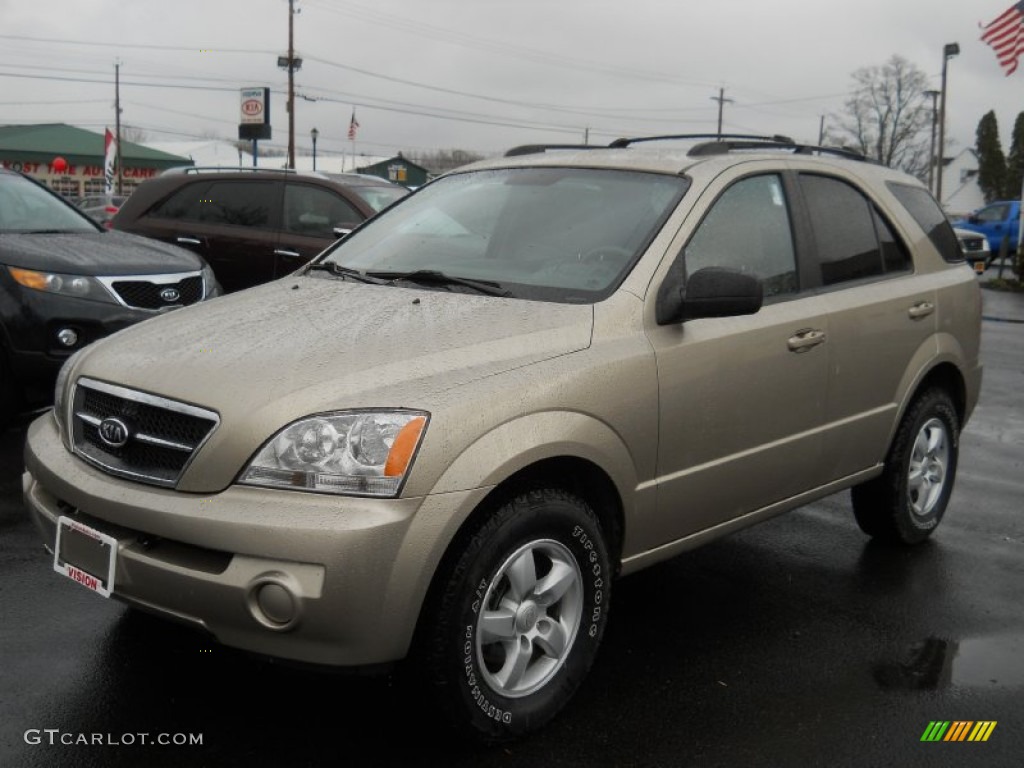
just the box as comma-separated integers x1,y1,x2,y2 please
453,499,610,734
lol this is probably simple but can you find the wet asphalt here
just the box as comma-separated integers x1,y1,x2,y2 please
1,293,1022,768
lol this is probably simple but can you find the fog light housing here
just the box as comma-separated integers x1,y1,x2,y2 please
56,328,79,347
247,576,300,629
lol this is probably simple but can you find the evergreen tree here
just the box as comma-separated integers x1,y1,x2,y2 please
1005,111,1024,200
976,111,1006,203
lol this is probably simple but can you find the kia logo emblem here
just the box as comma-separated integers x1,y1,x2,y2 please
160,287,181,303
98,417,130,448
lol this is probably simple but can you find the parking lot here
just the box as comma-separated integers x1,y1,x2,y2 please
1,287,1022,768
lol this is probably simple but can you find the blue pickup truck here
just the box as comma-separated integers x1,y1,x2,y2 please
953,200,1021,257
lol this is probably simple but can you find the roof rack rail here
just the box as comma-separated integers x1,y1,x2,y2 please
792,143,868,161
687,139,868,162
504,144,604,157
608,134,793,149
161,166,302,175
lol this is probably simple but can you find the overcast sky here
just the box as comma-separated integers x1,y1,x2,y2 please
1,0,1021,162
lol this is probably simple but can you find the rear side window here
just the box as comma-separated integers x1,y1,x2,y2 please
148,182,210,221
148,180,278,229
801,175,886,285
198,182,276,228
887,182,962,263
875,209,911,273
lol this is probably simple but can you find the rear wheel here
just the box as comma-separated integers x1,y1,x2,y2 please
851,388,959,544
421,488,611,741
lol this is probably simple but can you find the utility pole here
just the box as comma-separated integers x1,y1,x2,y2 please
114,60,122,195
583,126,589,145
710,87,733,139
936,43,960,207
277,2,302,168
818,115,826,145
287,0,296,169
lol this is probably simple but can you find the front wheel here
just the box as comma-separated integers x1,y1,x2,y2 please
851,388,960,544
421,488,611,741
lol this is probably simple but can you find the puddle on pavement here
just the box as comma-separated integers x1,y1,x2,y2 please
874,634,1024,690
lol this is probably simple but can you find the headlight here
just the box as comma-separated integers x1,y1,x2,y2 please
8,266,116,303
240,410,428,497
201,264,222,298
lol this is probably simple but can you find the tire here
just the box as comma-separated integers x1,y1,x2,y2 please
421,488,611,741
851,388,959,544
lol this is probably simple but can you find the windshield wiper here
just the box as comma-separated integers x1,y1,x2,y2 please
305,262,386,284
366,269,511,297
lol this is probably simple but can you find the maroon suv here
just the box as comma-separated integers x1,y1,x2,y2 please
112,168,408,293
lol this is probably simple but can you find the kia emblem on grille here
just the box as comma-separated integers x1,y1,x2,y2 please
160,287,181,303
98,417,131,448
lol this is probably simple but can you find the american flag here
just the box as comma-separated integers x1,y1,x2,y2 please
347,109,360,140
981,1,1024,75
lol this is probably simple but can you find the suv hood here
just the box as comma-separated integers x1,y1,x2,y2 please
75,276,593,482
0,230,203,275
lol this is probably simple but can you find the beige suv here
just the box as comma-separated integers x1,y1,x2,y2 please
23,135,982,740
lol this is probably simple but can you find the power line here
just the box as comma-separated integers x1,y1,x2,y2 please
0,33,273,55
0,60,287,88
303,0,716,90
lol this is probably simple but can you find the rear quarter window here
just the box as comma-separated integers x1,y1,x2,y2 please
887,182,963,263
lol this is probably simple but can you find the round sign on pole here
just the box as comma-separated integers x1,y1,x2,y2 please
242,99,263,118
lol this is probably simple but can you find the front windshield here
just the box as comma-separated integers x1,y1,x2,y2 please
0,174,100,233
320,167,688,302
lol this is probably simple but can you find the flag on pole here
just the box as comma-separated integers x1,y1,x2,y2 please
981,1,1024,75
103,127,117,195
347,109,360,140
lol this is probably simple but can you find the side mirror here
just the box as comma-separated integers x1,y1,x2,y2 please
656,266,763,325
967,214,980,224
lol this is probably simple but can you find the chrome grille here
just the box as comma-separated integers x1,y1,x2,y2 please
71,378,218,488
959,236,985,253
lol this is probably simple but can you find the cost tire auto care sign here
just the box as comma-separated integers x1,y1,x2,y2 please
239,87,271,141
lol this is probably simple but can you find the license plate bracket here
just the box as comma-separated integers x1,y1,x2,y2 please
54,516,117,598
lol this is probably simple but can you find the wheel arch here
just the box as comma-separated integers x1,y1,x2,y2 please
391,411,634,662
895,360,968,437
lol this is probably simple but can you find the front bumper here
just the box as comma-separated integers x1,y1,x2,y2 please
1,273,218,407
23,413,488,666
2,287,162,406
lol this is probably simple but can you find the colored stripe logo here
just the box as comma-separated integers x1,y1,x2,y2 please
921,721,997,742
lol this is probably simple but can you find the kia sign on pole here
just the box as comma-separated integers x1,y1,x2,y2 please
239,87,271,140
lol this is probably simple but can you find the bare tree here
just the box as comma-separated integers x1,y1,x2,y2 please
407,149,486,174
834,55,932,179
120,124,149,145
